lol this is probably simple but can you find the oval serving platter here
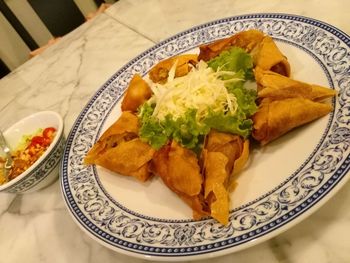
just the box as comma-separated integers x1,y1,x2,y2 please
60,13,350,261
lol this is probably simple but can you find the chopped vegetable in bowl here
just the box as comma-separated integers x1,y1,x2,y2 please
0,159,5,185
0,127,56,185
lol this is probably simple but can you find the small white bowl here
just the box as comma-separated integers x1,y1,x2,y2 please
0,111,64,194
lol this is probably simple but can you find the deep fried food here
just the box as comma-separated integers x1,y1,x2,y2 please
84,111,139,164
251,36,290,77
201,130,248,224
150,141,208,219
254,67,336,101
252,66,336,145
252,98,333,145
91,138,155,182
148,54,198,84
199,30,290,77
121,74,152,112
84,111,155,181
198,29,264,61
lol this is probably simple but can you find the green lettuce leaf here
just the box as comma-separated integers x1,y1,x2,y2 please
138,47,258,150
207,46,254,80
139,105,209,150
138,103,168,149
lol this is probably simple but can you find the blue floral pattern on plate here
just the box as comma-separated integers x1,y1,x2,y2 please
60,13,350,259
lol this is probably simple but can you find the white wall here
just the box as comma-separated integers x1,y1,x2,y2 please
0,0,100,71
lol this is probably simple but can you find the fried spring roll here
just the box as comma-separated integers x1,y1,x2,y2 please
254,67,336,101
121,74,152,112
91,138,155,182
252,36,291,77
202,130,249,225
252,98,333,145
203,151,230,224
85,111,155,182
198,30,290,77
148,54,198,84
85,111,139,164
198,29,264,61
150,141,208,219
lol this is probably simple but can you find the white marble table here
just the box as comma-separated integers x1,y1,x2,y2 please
1,0,350,262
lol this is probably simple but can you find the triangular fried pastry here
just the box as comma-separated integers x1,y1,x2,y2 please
231,139,250,178
121,74,152,112
203,151,230,225
92,138,155,182
252,98,333,145
150,141,208,219
84,111,139,164
254,67,336,101
198,29,265,61
167,141,203,196
252,36,291,77
84,111,155,181
204,130,245,179
309,84,337,102
201,130,248,225
148,54,198,84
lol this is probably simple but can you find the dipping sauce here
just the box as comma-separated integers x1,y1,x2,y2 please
0,127,56,185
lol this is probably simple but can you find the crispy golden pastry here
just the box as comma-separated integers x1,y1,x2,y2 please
198,29,265,61
148,54,198,84
84,111,155,182
203,151,230,224
91,138,155,182
150,141,208,219
201,130,249,225
121,74,152,112
198,30,290,77
252,36,290,77
231,139,250,178
204,131,244,176
85,111,139,164
252,98,333,145
254,67,336,101
252,65,336,145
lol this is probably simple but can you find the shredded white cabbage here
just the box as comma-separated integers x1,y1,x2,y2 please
148,60,241,121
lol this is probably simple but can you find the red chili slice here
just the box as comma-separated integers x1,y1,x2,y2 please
30,136,46,146
43,127,56,138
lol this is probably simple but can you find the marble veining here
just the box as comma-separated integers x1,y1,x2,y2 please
0,13,154,133
0,0,349,262
105,0,350,42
